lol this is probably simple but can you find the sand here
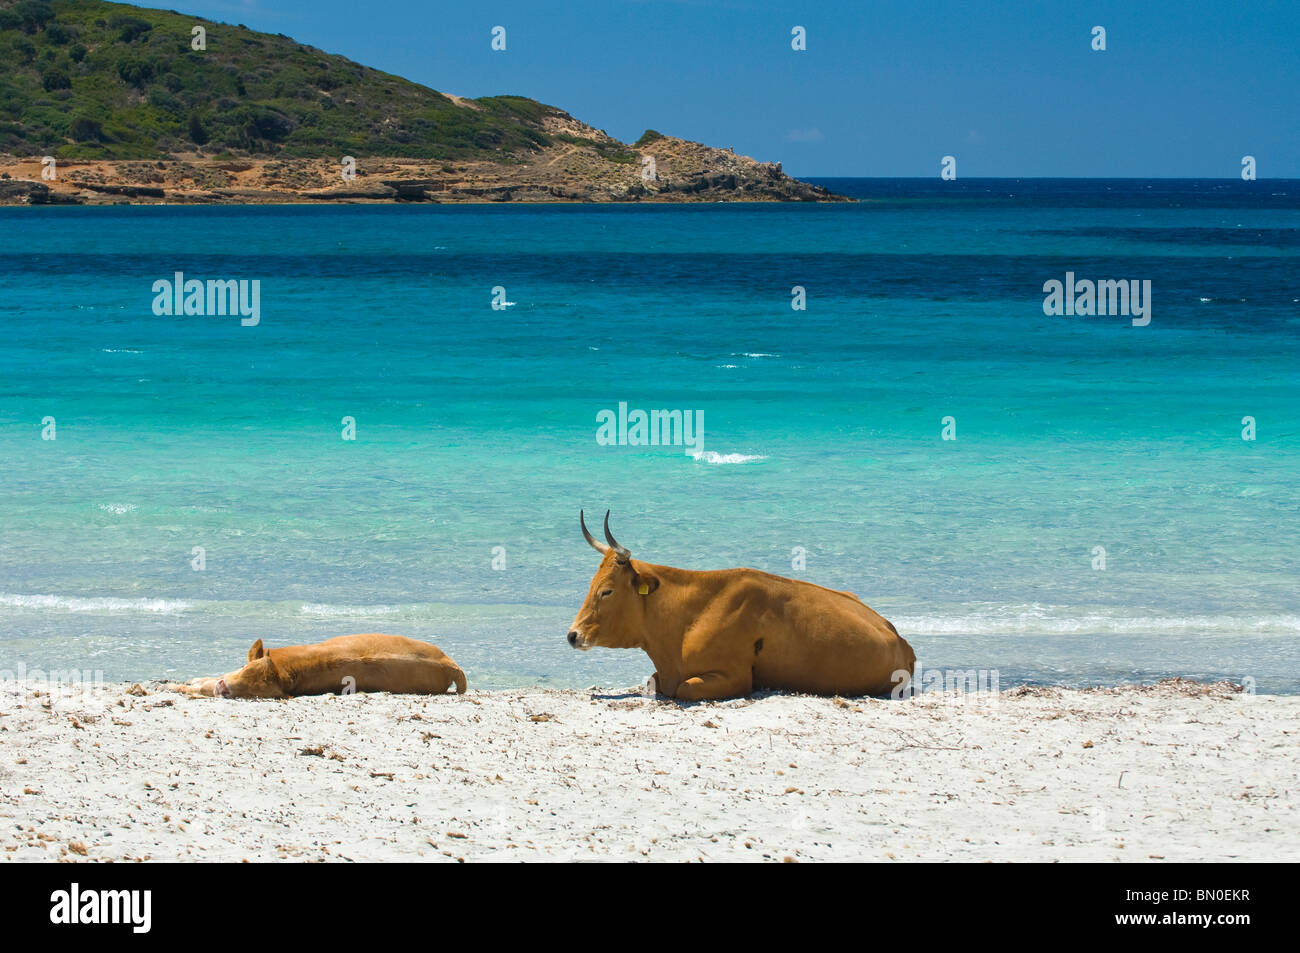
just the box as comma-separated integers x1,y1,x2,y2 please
2,678,1295,862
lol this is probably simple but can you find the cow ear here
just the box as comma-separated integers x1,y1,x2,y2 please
247,638,265,662
634,571,659,596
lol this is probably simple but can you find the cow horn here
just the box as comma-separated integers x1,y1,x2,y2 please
580,510,609,555
603,511,632,562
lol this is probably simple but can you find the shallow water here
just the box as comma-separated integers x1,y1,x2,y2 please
2,179,1297,691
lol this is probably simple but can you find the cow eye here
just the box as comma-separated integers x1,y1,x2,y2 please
600,589,613,598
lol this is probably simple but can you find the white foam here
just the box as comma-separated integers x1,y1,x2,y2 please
891,605,1300,637
0,593,191,614
298,603,401,618
690,451,766,465
97,503,136,515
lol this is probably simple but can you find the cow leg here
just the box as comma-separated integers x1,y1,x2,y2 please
674,670,751,702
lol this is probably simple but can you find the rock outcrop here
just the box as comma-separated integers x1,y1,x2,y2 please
0,117,847,206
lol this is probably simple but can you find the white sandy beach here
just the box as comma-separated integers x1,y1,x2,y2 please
2,679,1295,862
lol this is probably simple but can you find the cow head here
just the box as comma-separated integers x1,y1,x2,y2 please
211,639,288,698
567,511,659,651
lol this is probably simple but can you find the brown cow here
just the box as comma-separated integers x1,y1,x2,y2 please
169,633,466,699
567,512,915,701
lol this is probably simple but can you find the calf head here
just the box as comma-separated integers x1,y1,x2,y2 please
567,511,659,651
212,638,288,698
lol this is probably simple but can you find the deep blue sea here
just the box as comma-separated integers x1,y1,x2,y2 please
2,179,1298,691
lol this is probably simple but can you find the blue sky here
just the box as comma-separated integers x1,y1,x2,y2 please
164,0,1297,177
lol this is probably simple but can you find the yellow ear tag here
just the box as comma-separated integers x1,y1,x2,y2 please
638,584,650,595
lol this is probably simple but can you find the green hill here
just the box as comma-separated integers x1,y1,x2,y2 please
0,0,572,159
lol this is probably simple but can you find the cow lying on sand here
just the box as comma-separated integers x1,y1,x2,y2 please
568,512,916,701
170,633,466,698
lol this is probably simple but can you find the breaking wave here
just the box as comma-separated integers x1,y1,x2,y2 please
0,593,191,614
890,605,1300,636
690,451,766,464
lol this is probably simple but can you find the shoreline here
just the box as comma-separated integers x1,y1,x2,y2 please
0,196,855,209
4,678,1295,862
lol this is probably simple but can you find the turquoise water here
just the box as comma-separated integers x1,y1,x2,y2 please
2,179,1298,691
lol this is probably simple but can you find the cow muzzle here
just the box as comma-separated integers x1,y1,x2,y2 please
215,677,232,697
567,630,589,651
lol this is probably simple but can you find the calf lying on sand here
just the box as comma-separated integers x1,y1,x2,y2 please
170,633,466,698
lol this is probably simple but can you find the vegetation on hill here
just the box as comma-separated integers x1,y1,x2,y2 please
0,0,570,159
